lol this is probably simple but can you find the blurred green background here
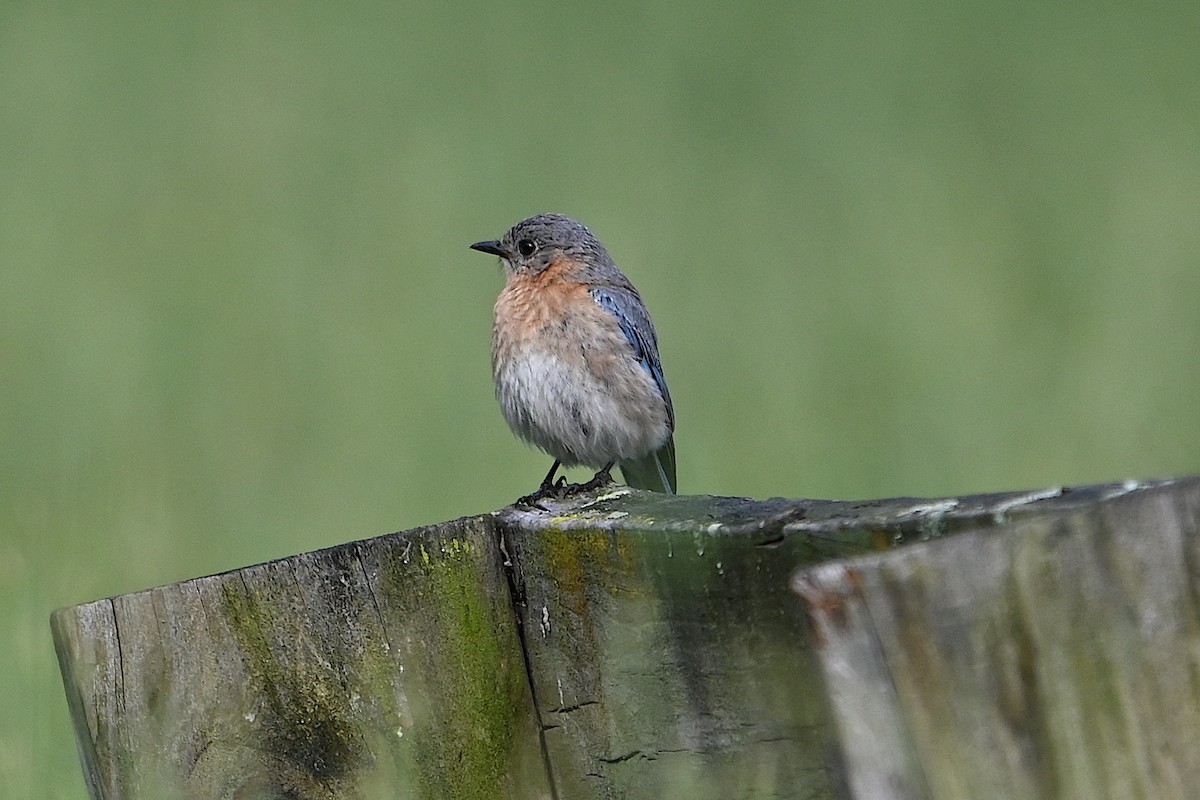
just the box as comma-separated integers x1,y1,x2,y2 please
4,0,1199,794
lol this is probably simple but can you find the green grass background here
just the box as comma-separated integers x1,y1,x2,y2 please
3,1,1198,794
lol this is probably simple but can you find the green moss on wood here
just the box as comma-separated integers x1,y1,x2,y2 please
377,531,532,799
539,526,634,613
218,581,365,797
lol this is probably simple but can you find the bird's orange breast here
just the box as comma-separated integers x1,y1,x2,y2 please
493,258,595,345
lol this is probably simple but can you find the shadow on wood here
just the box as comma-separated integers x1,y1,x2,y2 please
52,477,1200,799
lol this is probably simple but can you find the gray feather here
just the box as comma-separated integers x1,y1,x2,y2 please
620,436,676,494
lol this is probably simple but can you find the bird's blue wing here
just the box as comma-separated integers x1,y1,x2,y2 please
590,287,674,429
591,286,676,494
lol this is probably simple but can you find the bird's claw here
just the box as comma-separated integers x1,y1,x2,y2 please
567,468,615,495
515,476,570,509
515,470,613,509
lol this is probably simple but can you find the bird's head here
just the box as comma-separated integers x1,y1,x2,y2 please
470,213,611,276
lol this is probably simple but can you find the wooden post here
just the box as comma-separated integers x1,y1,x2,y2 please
52,518,550,800
795,479,1200,800
52,478,1200,799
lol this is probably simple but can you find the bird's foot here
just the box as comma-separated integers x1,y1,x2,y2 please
561,464,615,497
515,476,569,509
515,463,615,509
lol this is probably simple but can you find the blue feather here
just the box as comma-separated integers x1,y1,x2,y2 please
590,287,676,494
590,288,674,428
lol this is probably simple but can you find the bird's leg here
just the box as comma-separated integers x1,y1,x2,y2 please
539,459,565,491
515,460,566,507
565,462,615,495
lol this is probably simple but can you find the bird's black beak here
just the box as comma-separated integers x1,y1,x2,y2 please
469,240,508,258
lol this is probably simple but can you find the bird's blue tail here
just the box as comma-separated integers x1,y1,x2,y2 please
619,436,676,494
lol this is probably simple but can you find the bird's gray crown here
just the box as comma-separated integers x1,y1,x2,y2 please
471,213,616,275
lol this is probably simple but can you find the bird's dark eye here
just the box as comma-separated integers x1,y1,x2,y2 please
516,238,536,257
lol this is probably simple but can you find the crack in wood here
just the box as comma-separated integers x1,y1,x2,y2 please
108,598,126,715
494,518,561,800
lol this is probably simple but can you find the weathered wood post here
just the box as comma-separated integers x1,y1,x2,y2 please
53,478,1200,799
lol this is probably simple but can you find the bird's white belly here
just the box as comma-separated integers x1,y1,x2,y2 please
494,348,666,468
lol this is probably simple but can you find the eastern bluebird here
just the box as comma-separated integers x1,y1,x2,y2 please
470,213,676,500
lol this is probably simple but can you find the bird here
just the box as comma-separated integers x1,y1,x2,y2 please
470,213,676,501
